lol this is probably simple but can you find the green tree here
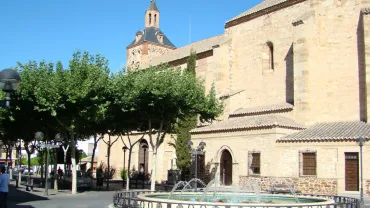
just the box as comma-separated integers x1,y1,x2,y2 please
18,51,110,194
172,51,198,179
115,65,223,190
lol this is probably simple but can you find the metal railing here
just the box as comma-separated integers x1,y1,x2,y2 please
113,190,360,208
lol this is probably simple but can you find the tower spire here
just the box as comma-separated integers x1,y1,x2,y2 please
145,0,160,28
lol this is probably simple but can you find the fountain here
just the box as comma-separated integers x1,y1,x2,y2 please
138,177,336,208
180,178,206,194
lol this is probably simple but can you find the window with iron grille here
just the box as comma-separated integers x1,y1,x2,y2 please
250,153,260,174
302,152,316,176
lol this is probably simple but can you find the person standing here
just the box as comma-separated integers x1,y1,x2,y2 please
0,166,10,208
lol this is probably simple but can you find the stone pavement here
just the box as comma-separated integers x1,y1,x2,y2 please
7,181,117,208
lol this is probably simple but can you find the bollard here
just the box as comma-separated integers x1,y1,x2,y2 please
16,176,19,188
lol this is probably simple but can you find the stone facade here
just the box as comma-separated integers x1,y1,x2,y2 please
239,176,338,195
101,0,370,195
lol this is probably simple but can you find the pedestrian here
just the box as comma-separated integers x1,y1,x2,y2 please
0,166,10,208
57,166,63,180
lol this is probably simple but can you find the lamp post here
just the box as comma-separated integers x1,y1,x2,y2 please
142,144,148,175
356,137,366,205
0,68,21,107
122,145,128,171
35,132,63,196
15,139,22,188
188,140,206,191
122,145,128,188
142,144,148,189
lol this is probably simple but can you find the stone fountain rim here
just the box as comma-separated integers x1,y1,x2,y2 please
137,192,336,207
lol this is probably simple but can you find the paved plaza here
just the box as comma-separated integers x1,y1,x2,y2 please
7,181,115,208
6,180,370,208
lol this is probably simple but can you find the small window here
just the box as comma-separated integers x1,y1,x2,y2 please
154,14,157,24
302,152,316,176
267,42,274,70
149,13,152,24
249,152,260,174
262,41,274,74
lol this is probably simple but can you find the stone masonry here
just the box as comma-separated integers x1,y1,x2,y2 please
239,176,338,195
100,0,370,196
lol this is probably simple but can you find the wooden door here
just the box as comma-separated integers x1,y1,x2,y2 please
345,153,359,191
220,150,232,185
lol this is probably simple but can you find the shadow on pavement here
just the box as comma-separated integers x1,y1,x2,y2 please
7,184,49,207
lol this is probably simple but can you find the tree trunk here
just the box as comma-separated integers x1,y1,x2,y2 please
54,150,58,191
70,132,77,195
40,150,44,186
106,134,111,191
25,142,32,174
90,135,98,178
9,147,13,180
5,145,9,165
126,149,132,191
150,148,158,191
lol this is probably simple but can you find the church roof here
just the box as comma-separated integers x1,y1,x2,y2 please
148,34,228,67
226,0,306,27
191,114,304,134
230,103,294,117
127,27,176,49
147,0,159,12
277,121,370,142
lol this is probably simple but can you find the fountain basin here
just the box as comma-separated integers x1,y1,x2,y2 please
137,192,335,208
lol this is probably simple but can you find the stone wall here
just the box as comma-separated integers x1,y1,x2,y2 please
239,176,338,195
147,44,171,62
127,45,143,70
366,180,370,196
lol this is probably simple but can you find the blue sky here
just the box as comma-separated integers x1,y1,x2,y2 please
1,0,262,72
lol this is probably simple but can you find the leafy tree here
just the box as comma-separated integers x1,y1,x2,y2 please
186,50,196,75
18,51,110,194
30,157,39,166
172,51,198,179
115,65,223,190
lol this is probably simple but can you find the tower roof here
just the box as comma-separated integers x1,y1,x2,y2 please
147,0,159,12
127,27,176,48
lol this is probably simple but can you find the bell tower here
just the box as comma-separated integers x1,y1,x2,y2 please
126,0,176,70
145,0,160,28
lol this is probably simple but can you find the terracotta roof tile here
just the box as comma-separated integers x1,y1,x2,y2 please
278,121,370,142
191,114,304,134
230,103,294,117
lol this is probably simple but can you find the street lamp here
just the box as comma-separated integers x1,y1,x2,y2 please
188,140,206,191
122,145,129,188
0,68,21,107
15,139,22,188
35,132,63,196
122,145,128,170
142,144,148,175
356,137,366,205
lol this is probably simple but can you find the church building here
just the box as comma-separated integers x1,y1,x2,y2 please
98,0,370,195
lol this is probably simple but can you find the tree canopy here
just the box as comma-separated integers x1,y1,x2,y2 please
0,50,223,192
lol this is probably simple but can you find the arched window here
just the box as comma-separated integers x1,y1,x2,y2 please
154,14,157,24
149,13,152,24
262,41,274,74
267,42,274,70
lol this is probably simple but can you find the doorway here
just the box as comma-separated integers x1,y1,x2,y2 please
220,150,233,185
345,152,359,191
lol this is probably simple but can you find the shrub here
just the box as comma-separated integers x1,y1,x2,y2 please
120,169,127,180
